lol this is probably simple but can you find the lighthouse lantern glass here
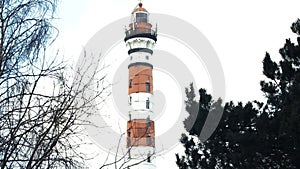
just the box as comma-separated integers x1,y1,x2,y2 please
136,12,148,23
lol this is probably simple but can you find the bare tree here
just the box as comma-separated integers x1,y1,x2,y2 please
0,0,158,168
99,125,156,169
0,0,109,168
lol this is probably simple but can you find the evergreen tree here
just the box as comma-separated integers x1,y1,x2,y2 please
176,19,300,168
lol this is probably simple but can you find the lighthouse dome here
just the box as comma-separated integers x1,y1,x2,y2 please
132,3,148,13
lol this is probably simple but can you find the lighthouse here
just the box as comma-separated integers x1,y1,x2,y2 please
125,2,157,169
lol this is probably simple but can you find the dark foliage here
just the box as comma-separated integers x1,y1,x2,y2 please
176,19,300,168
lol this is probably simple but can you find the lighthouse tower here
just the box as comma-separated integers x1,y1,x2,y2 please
124,2,157,169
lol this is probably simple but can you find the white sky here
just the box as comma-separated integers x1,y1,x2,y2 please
53,0,300,168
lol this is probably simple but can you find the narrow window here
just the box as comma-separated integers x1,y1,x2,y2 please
146,116,150,127
146,55,149,60
127,134,131,151
128,150,131,159
146,81,150,92
129,79,132,88
127,129,131,137
146,98,150,109
147,152,151,163
146,134,151,146
129,96,132,105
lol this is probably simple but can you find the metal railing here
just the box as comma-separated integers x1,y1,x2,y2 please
125,27,157,37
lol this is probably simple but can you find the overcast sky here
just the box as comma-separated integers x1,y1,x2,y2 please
54,0,300,168
56,0,300,101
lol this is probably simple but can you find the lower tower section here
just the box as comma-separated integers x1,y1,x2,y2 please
126,63,155,169
126,119,155,168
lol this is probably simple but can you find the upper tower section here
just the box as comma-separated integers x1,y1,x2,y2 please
124,2,157,42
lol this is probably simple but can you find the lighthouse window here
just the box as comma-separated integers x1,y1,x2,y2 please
127,129,131,137
146,116,150,127
147,153,151,162
128,151,131,159
127,137,131,148
146,55,149,60
136,13,148,23
146,98,150,109
129,79,132,88
146,82,150,92
146,134,151,145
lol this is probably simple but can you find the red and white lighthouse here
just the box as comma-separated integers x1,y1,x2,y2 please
125,2,157,169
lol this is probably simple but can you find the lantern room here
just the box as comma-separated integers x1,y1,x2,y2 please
125,2,157,42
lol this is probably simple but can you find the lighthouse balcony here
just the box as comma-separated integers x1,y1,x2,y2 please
125,27,157,42
125,27,156,36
